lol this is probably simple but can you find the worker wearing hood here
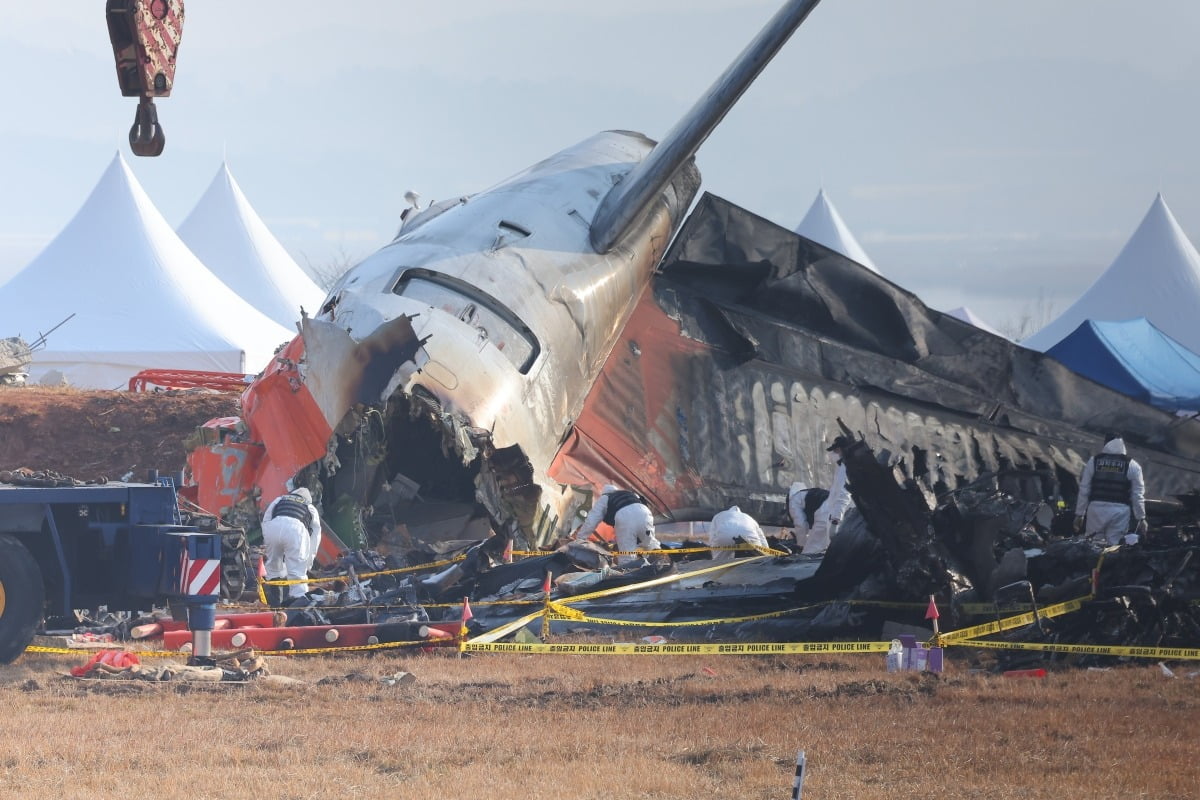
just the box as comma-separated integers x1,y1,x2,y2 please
708,505,770,561
1074,435,1147,546
787,482,832,554
789,436,856,555
261,487,323,602
574,484,662,566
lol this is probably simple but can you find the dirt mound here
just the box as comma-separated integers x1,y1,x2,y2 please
0,387,239,482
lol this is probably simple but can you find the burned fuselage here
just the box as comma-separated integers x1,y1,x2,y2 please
188,1,831,552
244,133,699,549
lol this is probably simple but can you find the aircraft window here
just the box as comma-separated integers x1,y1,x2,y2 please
393,269,540,374
497,220,531,237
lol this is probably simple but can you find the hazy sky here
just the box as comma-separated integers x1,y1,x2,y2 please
1,1,1197,334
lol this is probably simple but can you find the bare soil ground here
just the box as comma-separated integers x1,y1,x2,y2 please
0,387,237,481
1,650,1197,799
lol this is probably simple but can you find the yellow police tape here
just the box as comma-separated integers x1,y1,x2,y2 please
251,638,454,656
462,641,893,655
259,544,785,589
235,596,542,613
38,545,1199,660
25,645,181,658
260,554,466,588
604,544,790,558
936,596,1091,644
554,556,769,605
543,600,829,628
25,636,452,658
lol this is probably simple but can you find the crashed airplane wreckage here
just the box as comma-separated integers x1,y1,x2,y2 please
184,0,829,553
173,0,1200,658
247,191,1200,663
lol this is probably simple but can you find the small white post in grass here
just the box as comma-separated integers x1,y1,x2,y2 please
791,749,806,799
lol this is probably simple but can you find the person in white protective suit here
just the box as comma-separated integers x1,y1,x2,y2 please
707,505,770,561
574,485,662,566
787,482,832,554
798,435,854,555
261,487,323,601
1073,435,1147,546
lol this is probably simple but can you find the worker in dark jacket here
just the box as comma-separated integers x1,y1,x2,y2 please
262,487,322,601
1073,435,1147,546
573,484,661,566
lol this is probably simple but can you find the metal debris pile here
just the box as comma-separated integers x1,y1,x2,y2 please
0,467,108,487
69,648,268,682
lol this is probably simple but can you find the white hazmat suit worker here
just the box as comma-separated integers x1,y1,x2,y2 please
1074,436,1146,546
574,485,661,566
787,482,833,555
824,436,853,527
708,505,770,561
790,436,856,555
262,487,322,600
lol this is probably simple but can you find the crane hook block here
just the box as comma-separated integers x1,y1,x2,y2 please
106,0,185,157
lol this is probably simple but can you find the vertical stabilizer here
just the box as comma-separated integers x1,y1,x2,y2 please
589,0,825,253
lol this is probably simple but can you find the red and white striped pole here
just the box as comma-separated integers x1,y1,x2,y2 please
179,533,222,663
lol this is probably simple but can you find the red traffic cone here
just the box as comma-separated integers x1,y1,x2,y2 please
925,596,940,620
542,570,553,597
459,596,474,638
501,538,513,564
257,554,267,579
926,595,941,639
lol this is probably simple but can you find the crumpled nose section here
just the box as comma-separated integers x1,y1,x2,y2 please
241,314,427,491
299,314,427,432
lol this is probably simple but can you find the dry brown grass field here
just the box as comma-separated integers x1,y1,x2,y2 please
1,647,1197,800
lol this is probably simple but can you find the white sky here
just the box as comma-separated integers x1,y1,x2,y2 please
1,0,1197,334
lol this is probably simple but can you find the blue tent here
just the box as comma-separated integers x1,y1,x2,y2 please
1047,318,1200,413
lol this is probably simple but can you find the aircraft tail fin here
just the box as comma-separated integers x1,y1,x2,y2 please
589,0,825,253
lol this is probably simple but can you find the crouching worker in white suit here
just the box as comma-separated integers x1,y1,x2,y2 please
262,487,322,602
797,436,856,555
787,482,833,554
574,485,662,566
708,505,770,561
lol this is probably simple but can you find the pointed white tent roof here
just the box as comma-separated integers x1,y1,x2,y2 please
945,306,1008,339
794,189,878,273
178,162,324,327
0,153,292,389
1023,194,1200,353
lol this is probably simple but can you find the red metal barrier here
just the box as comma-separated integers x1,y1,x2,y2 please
129,368,254,393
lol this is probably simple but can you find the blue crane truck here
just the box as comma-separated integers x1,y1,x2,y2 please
0,478,232,664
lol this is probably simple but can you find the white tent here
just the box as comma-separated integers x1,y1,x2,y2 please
178,162,324,328
1023,194,1200,353
0,153,292,389
945,306,1008,339
794,188,878,273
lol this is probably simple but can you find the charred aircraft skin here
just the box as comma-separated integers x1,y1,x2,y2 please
552,193,1200,524
191,1,831,551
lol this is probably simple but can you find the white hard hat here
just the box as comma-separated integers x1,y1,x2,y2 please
291,487,312,503
601,484,618,494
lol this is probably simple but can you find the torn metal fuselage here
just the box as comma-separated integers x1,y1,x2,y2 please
186,1,832,556
219,132,698,552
